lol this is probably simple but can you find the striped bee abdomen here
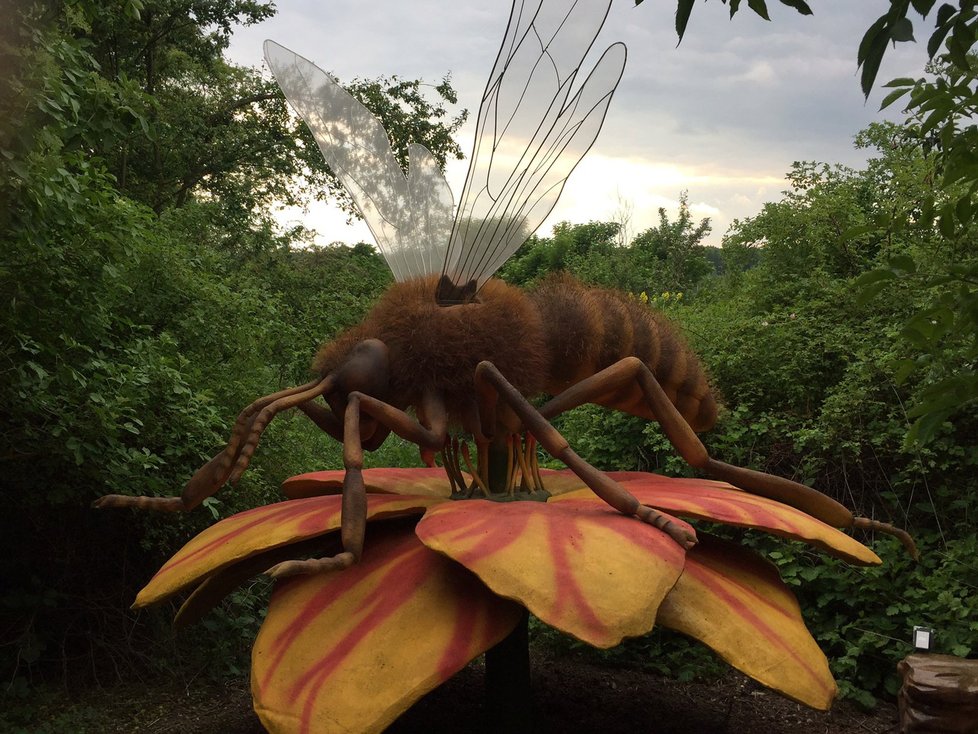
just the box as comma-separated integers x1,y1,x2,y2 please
530,274,717,432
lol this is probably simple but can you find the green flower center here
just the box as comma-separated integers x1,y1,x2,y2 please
443,433,552,502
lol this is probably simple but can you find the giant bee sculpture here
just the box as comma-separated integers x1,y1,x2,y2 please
95,0,914,574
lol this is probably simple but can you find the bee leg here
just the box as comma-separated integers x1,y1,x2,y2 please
505,434,516,495
533,358,926,555
93,378,331,512
296,398,344,441
443,437,468,497
298,399,391,451
474,362,696,550
267,389,449,578
459,441,490,496
229,376,338,482
538,358,854,527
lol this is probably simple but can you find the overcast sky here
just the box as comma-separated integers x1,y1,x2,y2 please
225,0,930,248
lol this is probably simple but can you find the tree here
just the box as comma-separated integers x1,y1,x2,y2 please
630,192,713,294
650,0,978,443
80,0,467,218
499,198,713,295
498,220,622,286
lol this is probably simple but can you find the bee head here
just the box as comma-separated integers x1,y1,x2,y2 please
326,338,390,418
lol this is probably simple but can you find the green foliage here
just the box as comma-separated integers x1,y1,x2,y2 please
556,122,978,703
500,193,715,296
869,53,978,443
551,405,649,471
74,0,465,217
661,0,978,449
629,192,713,293
0,0,448,696
747,532,978,708
499,220,622,286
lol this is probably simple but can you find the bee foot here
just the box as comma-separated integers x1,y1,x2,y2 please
265,551,356,580
92,495,184,512
636,505,697,550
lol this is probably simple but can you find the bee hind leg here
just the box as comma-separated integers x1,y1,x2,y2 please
535,357,894,537
473,361,696,550
538,357,918,557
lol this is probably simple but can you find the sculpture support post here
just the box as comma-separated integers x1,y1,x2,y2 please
487,433,510,495
485,609,532,733
484,439,533,732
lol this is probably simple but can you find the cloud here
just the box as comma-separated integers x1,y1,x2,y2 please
229,0,930,253
732,61,777,85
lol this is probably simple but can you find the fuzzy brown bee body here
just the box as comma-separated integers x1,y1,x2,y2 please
315,274,716,437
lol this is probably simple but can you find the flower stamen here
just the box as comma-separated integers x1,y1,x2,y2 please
461,441,490,497
505,434,517,496
514,434,534,495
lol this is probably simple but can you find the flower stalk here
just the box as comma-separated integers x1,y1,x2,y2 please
485,609,533,733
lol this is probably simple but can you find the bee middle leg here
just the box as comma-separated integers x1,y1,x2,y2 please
473,361,696,550
266,389,448,579
297,399,392,451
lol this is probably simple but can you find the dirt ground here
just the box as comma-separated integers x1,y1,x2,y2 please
45,650,898,734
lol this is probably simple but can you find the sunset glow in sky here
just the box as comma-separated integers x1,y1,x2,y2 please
226,0,929,247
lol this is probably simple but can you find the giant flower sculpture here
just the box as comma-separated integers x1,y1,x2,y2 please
135,466,880,733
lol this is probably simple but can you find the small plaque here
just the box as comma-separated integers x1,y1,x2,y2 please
912,626,934,651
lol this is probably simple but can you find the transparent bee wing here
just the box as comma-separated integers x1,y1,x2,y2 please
264,40,454,281
439,0,626,300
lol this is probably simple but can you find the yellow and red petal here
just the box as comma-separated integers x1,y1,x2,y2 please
415,499,691,648
134,494,442,608
656,534,837,710
552,474,880,566
282,467,458,499
252,529,521,734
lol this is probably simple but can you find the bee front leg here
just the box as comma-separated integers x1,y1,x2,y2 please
298,399,391,451
266,389,449,578
93,377,333,513
474,361,696,550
